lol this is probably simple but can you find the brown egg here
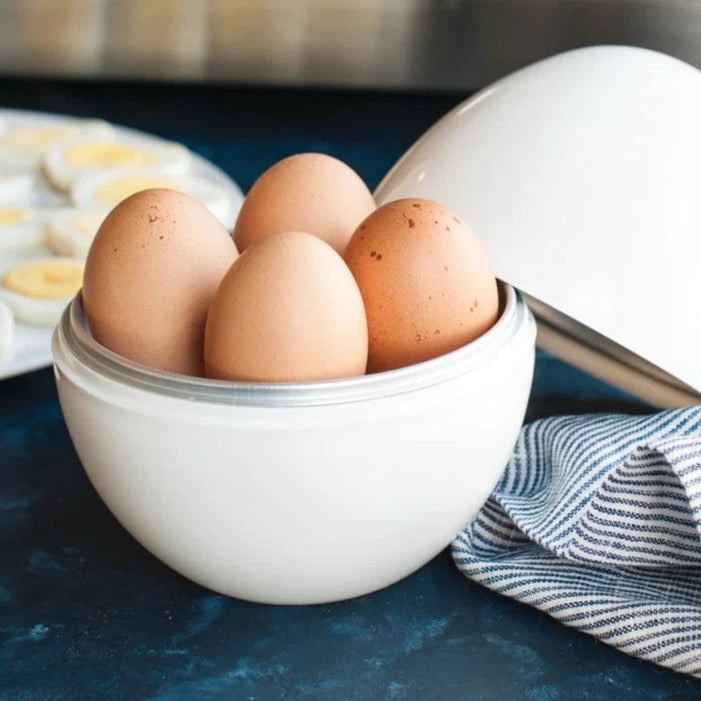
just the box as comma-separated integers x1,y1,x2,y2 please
343,198,499,372
83,188,238,376
205,231,368,382
233,153,375,254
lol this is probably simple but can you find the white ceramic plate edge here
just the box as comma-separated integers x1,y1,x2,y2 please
0,107,243,380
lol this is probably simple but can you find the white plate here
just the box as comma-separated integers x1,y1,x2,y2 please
0,108,244,380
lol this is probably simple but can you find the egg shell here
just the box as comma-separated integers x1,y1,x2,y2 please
83,188,238,376
205,230,368,382
71,168,238,228
233,153,375,254
343,198,499,372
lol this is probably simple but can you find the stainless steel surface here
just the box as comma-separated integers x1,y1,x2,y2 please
523,292,701,409
1,1,700,89
57,284,531,407
523,293,691,391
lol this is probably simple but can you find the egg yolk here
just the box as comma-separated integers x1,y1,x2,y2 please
0,209,26,227
3,259,83,299
66,142,152,168
95,176,177,204
71,212,105,237
0,125,77,152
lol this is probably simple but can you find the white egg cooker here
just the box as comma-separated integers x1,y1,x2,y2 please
377,45,701,409
53,46,701,604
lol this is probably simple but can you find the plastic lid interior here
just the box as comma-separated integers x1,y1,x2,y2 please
374,45,701,408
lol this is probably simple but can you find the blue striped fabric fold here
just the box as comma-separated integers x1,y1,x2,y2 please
452,407,701,677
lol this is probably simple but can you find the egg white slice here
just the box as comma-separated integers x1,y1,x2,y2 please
0,257,83,327
0,170,35,204
0,207,50,253
44,133,192,191
0,119,113,171
71,169,240,227
0,298,15,361
47,208,108,259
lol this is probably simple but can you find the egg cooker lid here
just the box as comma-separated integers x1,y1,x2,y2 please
374,45,701,408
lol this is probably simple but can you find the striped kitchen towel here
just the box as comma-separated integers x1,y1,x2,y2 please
452,406,701,677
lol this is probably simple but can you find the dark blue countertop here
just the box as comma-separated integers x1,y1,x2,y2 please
1,80,699,700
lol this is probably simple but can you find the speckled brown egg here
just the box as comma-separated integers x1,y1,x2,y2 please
83,188,238,376
343,198,498,372
205,231,368,382
233,153,375,254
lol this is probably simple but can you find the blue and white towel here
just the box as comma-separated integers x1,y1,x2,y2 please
452,407,701,677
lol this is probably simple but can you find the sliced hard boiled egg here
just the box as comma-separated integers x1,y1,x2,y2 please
0,298,15,361
44,133,191,190
0,119,113,170
71,169,240,227
0,207,50,253
47,208,108,259
0,257,83,327
0,170,35,203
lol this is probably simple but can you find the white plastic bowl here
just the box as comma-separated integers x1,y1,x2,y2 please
52,284,535,604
